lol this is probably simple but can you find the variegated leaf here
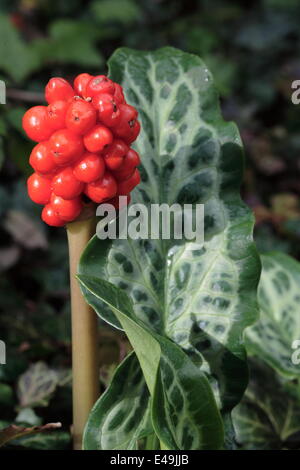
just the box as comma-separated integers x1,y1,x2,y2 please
79,47,261,449
246,252,300,378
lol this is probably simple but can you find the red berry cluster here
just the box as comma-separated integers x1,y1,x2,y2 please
23,74,141,226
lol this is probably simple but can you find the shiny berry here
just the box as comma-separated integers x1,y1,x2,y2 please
29,141,56,175
113,149,140,181
66,98,97,135
103,139,128,170
124,120,141,144
114,104,139,141
85,171,117,203
86,75,115,97
49,129,84,165
50,193,82,222
113,83,125,104
47,100,68,131
27,173,52,205
113,166,135,182
42,204,65,227
45,78,74,104
73,152,105,183
52,167,84,200
74,73,93,98
22,106,53,142
92,93,121,127
118,168,141,195
83,124,113,153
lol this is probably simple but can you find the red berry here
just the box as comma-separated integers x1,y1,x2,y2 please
83,124,113,153
73,152,105,183
50,193,82,222
29,141,56,175
42,204,65,227
47,100,68,131
45,78,74,104
53,167,84,199
85,171,117,203
27,173,52,205
86,75,115,97
124,120,141,144
103,139,128,170
22,106,52,142
113,148,140,181
118,168,141,195
113,83,125,104
65,98,97,135
92,93,121,127
74,73,93,98
113,166,135,182
123,148,141,168
114,104,139,141
49,129,84,165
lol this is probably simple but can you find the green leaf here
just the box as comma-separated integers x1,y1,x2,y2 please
32,20,104,68
0,422,62,448
246,252,300,378
5,107,27,133
232,359,300,450
12,430,71,450
79,47,260,450
90,0,141,25
84,352,152,450
17,362,58,408
79,275,224,450
15,408,42,427
0,15,40,82
0,383,13,406
81,46,260,408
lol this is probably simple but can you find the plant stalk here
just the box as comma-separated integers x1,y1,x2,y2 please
66,217,99,450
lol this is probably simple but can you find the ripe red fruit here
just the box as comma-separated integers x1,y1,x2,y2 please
124,120,141,144
47,100,68,131
42,204,65,227
74,73,93,98
117,168,141,194
114,104,139,142
24,74,141,227
50,194,82,222
49,129,84,165
45,78,74,104
86,75,115,97
66,98,97,135
22,106,53,142
85,171,117,203
27,173,52,205
113,83,125,104
73,152,105,183
29,141,56,175
83,124,113,153
92,93,121,127
103,139,128,170
53,167,84,200
113,149,140,181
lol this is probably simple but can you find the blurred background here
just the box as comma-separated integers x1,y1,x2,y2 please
0,0,300,449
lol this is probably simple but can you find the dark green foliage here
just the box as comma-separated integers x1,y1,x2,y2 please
0,0,300,450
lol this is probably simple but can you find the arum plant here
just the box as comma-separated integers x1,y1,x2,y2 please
77,47,261,450
233,252,300,449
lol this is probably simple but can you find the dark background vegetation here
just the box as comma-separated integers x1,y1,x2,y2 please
0,0,300,449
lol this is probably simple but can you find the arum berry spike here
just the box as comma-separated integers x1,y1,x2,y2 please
22,72,142,449
23,73,141,226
